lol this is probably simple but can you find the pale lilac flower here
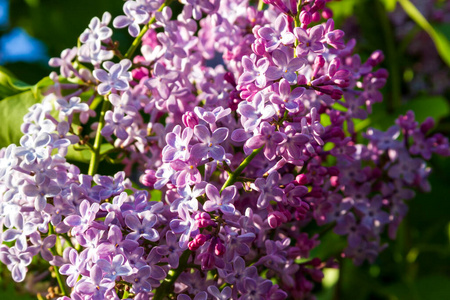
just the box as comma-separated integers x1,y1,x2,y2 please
113,1,150,37
76,265,115,300
145,248,167,280
80,15,113,52
237,92,276,132
15,133,52,164
123,266,152,293
163,125,193,163
294,25,325,56
145,62,179,100
157,231,183,268
63,200,100,236
203,184,236,215
93,60,132,95
270,79,305,112
56,97,89,119
258,14,295,52
170,205,199,249
170,182,206,213
191,125,228,161
245,121,286,161
125,214,159,241
208,285,232,300
101,111,134,140
49,47,78,77
239,56,270,88
265,49,306,84
97,254,133,281
60,248,89,287
22,178,61,211
251,172,285,209
2,213,36,251
0,245,32,282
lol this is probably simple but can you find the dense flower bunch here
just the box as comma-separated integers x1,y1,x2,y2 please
0,0,449,299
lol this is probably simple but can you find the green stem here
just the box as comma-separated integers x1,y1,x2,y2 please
88,98,110,176
48,225,68,297
220,147,263,192
125,0,172,59
257,0,264,11
153,250,192,300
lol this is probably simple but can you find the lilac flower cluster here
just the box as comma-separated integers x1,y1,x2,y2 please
1,0,449,299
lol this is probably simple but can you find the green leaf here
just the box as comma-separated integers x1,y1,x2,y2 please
0,66,53,99
65,145,92,163
0,91,41,148
398,0,450,68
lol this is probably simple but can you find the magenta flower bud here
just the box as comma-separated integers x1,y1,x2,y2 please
214,241,226,256
224,72,236,86
194,234,208,246
300,11,312,26
330,89,343,100
295,174,308,185
142,29,158,47
198,219,216,228
330,176,339,187
314,55,326,68
311,12,321,22
421,117,435,134
182,111,199,129
141,170,156,188
188,240,200,251
311,55,325,79
322,8,333,19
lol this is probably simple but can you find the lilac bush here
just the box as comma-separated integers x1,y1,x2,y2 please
0,0,449,299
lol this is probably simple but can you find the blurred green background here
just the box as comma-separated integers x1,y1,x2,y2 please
0,0,449,299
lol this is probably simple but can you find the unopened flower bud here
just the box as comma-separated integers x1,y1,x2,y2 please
141,170,156,188
322,8,333,19
295,174,308,185
214,241,226,256
311,12,321,22
182,111,199,129
300,11,312,26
